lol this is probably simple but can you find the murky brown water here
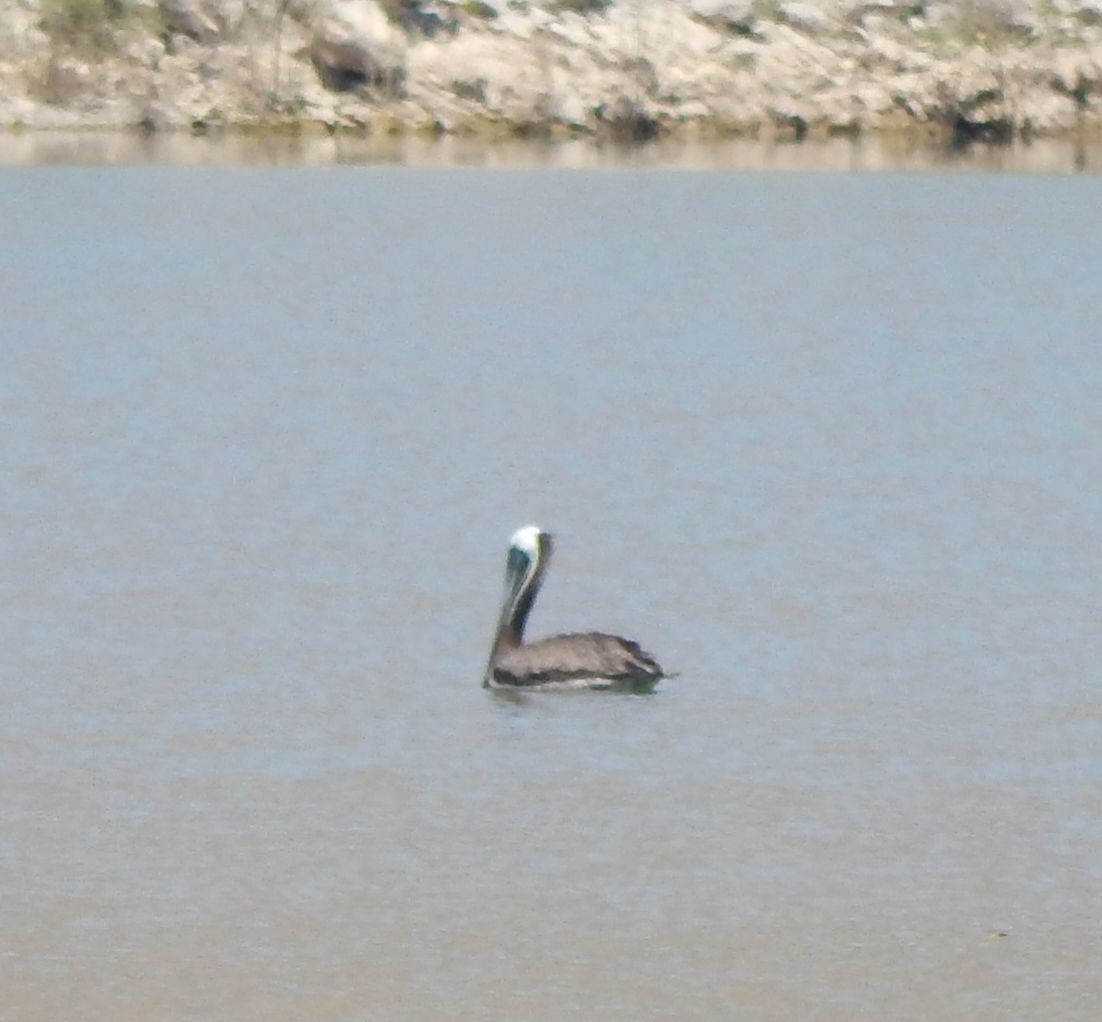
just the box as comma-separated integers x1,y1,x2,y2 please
2,167,1100,1020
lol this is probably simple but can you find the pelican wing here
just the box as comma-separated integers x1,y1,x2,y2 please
492,632,664,687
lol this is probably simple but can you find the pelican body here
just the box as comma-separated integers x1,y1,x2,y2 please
483,525,665,692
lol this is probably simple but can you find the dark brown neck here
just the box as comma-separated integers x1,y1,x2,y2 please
510,577,539,643
490,560,543,661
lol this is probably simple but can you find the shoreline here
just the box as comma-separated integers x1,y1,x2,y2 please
2,0,1101,157
3,122,1101,171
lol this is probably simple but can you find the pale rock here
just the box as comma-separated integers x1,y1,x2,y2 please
319,0,406,54
160,0,221,41
690,0,758,35
124,35,167,65
922,2,957,28
778,1,836,34
855,80,893,110
1079,0,1102,22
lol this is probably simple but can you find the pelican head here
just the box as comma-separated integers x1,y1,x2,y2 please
505,524,552,591
502,524,553,632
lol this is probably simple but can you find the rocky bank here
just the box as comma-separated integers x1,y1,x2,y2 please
1,0,1101,142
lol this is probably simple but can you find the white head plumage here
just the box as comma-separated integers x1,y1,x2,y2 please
509,524,543,557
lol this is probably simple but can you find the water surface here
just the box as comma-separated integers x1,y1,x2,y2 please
1,167,1100,1020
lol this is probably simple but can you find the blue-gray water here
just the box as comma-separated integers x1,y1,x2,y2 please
2,168,1100,1020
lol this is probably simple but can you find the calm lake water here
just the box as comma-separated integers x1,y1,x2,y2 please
2,166,1101,1020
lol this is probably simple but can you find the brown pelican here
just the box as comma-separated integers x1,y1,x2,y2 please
483,525,666,692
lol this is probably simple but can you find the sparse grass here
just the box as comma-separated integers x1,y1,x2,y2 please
377,0,415,25
910,23,957,52
951,0,1034,48
28,55,85,104
41,0,145,56
553,0,610,13
462,0,499,19
752,0,782,23
376,0,452,37
451,77,488,101
1032,0,1090,45
33,0,151,105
